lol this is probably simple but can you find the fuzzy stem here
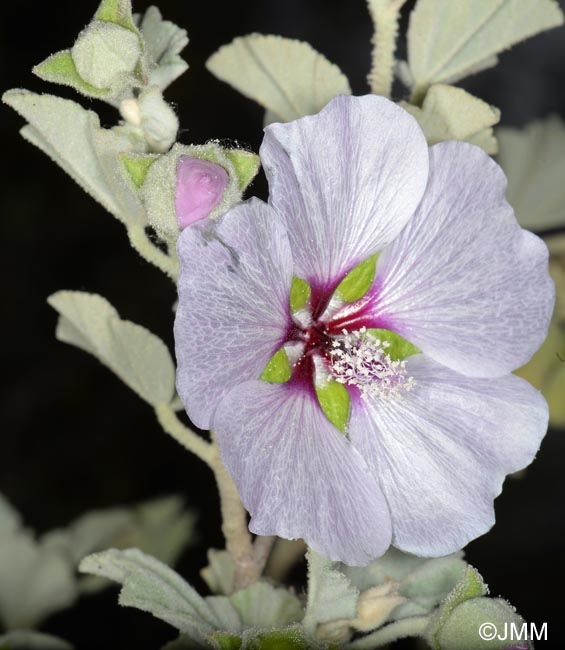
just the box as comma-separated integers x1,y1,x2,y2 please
267,538,307,582
253,535,276,576
348,616,430,649
156,409,267,589
154,403,214,466
127,224,179,280
209,431,259,590
366,0,407,97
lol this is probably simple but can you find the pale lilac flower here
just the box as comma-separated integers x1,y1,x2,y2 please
174,95,553,565
175,156,229,228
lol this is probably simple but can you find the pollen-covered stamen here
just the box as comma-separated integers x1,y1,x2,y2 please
329,327,415,401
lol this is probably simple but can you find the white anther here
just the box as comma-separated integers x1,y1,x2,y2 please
329,330,415,402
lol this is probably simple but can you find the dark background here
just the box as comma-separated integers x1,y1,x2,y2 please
1,1,564,648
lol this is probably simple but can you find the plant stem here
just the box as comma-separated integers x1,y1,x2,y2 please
267,538,307,582
154,403,214,466
209,432,258,591
366,0,407,97
347,615,430,649
253,535,276,576
127,224,179,280
156,409,271,590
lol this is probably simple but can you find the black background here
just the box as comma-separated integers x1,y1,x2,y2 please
1,1,564,648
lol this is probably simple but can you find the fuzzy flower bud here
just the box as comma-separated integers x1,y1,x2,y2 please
71,21,141,90
140,143,258,243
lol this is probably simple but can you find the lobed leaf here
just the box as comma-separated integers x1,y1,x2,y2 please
0,631,73,650
80,548,221,641
2,90,144,227
0,532,77,630
207,34,351,122
400,85,500,154
48,291,176,406
408,0,564,97
497,116,565,232
302,550,359,636
137,5,189,90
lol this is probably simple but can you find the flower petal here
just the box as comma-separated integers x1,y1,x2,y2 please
174,198,293,429
260,94,429,291
214,380,392,565
355,141,554,377
348,355,548,556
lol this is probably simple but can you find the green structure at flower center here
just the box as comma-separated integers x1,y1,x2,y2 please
261,256,420,431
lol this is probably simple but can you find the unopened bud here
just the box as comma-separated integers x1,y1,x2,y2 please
354,582,406,632
175,157,229,228
71,21,141,90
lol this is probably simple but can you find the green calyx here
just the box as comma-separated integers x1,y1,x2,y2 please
367,328,420,361
261,348,292,383
95,0,138,32
224,149,261,191
120,153,159,188
336,254,379,303
33,51,111,98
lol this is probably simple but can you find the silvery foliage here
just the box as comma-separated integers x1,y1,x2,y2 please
3,0,563,648
497,118,565,427
0,493,194,649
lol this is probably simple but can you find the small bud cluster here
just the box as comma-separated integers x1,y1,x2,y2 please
329,327,415,401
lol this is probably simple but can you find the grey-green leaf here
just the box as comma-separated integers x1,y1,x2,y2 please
408,0,564,97
206,34,351,122
302,549,359,635
80,548,222,641
2,90,143,227
137,6,189,90
0,631,73,650
230,583,304,628
0,531,77,630
400,85,500,154
200,549,236,596
497,116,565,232
48,291,176,406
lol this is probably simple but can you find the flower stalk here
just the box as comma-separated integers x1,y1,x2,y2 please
348,615,430,649
209,431,265,590
157,411,273,589
155,403,214,465
127,224,179,280
367,0,407,97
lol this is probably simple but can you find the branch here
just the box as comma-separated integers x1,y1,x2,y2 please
209,432,257,591
127,224,179,280
348,615,430,649
366,0,408,97
154,403,214,466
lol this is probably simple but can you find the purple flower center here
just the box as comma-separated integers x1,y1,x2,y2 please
286,288,413,400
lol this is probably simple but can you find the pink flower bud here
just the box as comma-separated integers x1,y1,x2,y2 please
175,156,229,228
